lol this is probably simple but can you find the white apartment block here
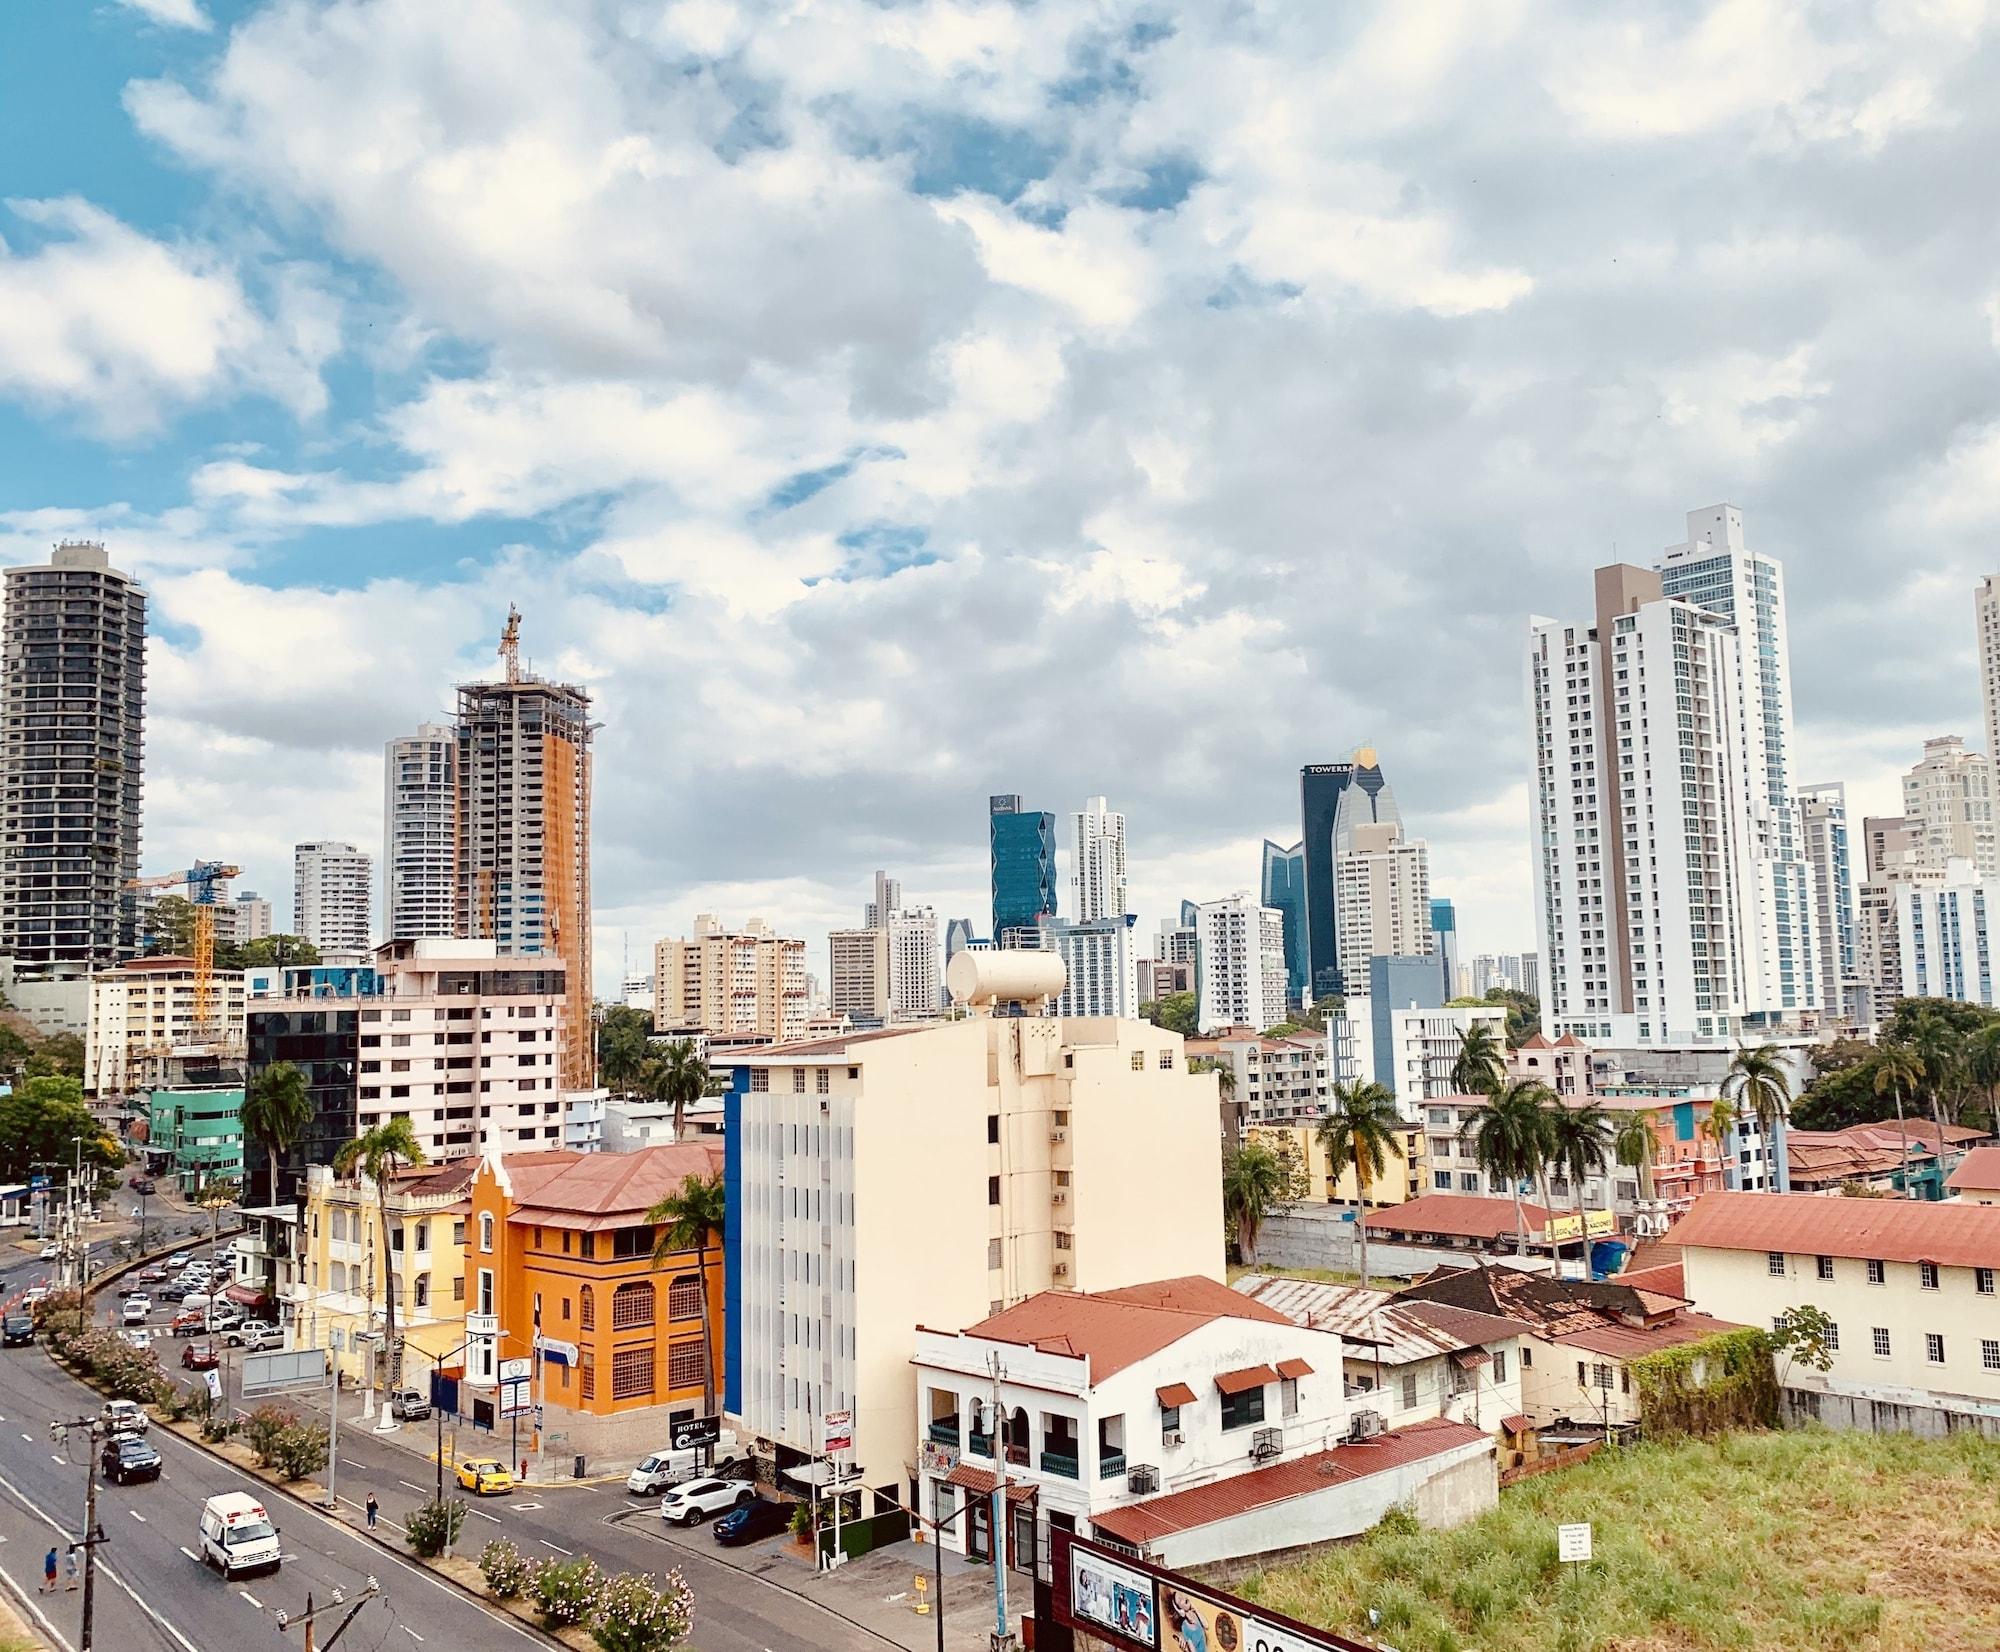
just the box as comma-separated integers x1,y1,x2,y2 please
1194,894,1287,1034
1349,1001,1509,1109
864,870,902,930
887,905,941,1021
1070,795,1129,922
1891,861,2000,1008
1334,823,1432,991
1530,533,1817,1048
383,723,456,941
1901,735,1997,876
83,957,249,1095
357,938,575,1157
1979,575,2000,776
1676,1192,2000,1436
653,914,808,1041
294,840,373,952
828,927,891,1022
1798,782,1857,1024
229,892,274,944
724,959,1224,1494
1042,915,1137,1019
1192,1031,1336,1122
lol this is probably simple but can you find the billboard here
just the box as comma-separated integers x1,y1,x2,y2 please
240,1346,329,1397
672,1415,721,1452
1051,1530,1370,1652
1544,1208,1617,1243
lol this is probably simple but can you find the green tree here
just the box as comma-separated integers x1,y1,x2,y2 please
642,1038,719,1141
1724,1045,1795,1193
333,1118,425,1383
1141,993,1198,1037
235,934,322,968
646,1172,727,1420
1966,1022,2000,1133
145,894,199,954
1464,1080,1552,1258
1485,987,1540,1047
1317,1081,1405,1287
1908,1005,1970,1138
241,1060,314,1204
1221,1143,1289,1264
1872,1043,1926,1198
1792,1038,1886,1131
1614,1110,1657,1204
1450,1023,1506,1097
1771,1303,1838,1381
1543,1098,1615,1274
0,1076,121,1185
0,1025,33,1082
598,1005,654,1097
22,1031,85,1081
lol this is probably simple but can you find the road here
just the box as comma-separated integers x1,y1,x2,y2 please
0,1327,549,1652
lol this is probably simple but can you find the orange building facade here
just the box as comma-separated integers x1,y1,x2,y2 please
464,1143,725,1424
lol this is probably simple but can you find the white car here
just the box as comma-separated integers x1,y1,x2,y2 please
206,1303,245,1331
38,1243,59,1260
659,1478,754,1527
101,1399,149,1436
223,1322,279,1351
120,1327,152,1350
121,1296,152,1325
167,1253,191,1268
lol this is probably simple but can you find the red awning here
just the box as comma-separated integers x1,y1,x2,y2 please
1215,1364,1278,1396
1501,1414,1533,1434
1275,1358,1314,1380
1155,1382,1197,1408
1448,1349,1491,1369
223,1284,265,1307
945,1464,1037,1502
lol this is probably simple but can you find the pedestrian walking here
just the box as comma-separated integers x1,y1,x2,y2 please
519,1457,528,1482
41,1548,56,1593
365,1493,378,1530
64,1547,78,1590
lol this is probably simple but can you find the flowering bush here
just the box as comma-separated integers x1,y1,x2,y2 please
405,1499,466,1558
479,1537,532,1599
528,1555,604,1628
589,1569,696,1652
270,1421,329,1481
244,1404,298,1467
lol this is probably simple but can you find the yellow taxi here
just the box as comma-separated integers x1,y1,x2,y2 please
454,1457,515,1496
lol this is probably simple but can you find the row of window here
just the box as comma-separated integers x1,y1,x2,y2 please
1768,1253,1996,1294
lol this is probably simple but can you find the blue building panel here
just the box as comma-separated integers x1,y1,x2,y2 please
990,795,1057,939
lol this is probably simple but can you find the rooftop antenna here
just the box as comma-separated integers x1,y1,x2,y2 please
498,603,523,684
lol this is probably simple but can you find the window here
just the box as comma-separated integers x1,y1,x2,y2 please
1433,1170,1454,1190
478,1270,494,1316
453,1220,466,1247
1825,1322,1839,1351
1158,1050,1174,1070
988,1176,1000,1207
611,1345,653,1401
414,1273,430,1310
987,1115,999,1145
1130,1051,1145,1071
1493,1349,1508,1384
610,1226,654,1261
580,1285,595,1331
816,1068,830,1094
1767,1252,1786,1277
1920,1261,1940,1291
1520,1346,1532,1367
1926,1333,1945,1364
562,1297,571,1322
612,1282,655,1330
579,1352,595,1401
1983,1340,2000,1371
1872,1327,1891,1358
1981,1269,1996,1296
1220,1386,1264,1431
1816,1255,1834,1282
1594,1364,1612,1390
987,1238,1002,1269
1281,1377,1298,1418
1867,1259,1885,1285
479,1213,494,1253
453,1277,465,1303
668,1275,703,1320
668,1340,705,1390
1159,1403,1180,1433
1400,1373,1418,1409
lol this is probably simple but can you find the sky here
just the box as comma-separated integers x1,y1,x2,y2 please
5,0,2000,991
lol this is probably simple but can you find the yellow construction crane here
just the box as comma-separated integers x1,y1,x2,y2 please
125,860,242,1046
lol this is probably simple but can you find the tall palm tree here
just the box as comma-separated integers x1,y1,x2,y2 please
1909,1008,1968,1155
333,1118,425,1385
1222,1144,1287,1265
1543,1099,1615,1280
646,1038,719,1141
1723,1044,1794,1193
1966,1022,2000,1134
1613,1110,1656,1205
1700,1094,1738,1189
1873,1042,1926,1199
1464,1079,1553,1258
1317,1082,1405,1288
1451,1023,1506,1098
241,1059,313,1206
597,1009,652,1099
648,1171,727,1420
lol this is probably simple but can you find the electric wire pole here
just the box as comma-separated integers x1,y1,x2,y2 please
50,1417,107,1652
276,1577,381,1650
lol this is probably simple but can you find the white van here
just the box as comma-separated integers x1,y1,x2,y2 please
199,1492,281,1577
626,1447,701,1495
180,1293,213,1320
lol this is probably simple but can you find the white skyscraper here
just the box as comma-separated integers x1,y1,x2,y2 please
1530,538,1817,1046
1900,735,1997,876
865,870,903,930
383,722,457,941
1041,915,1137,1018
1070,795,1129,922
1978,575,2000,770
886,905,940,1021
1194,893,1287,1034
1333,821,1431,989
1798,782,1856,1024
293,841,373,952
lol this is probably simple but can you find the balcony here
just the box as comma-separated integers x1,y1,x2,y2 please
967,1431,992,1458
1004,1441,1029,1468
927,1420,961,1448
1098,1451,1126,1480
1039,1450,1080,1480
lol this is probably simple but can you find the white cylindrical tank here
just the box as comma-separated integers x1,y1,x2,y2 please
946,949,1066,1007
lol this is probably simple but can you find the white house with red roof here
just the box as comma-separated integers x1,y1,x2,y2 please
912,1275,1495,1572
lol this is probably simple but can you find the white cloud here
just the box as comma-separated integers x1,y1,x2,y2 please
116,0,212,32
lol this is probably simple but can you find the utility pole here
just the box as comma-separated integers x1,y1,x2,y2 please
276,1577,381,1650
988,1351,1017,1652
50,1418,107,1651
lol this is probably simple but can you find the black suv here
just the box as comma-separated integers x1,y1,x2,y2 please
1,1314,33,1347
101,1436,163,1485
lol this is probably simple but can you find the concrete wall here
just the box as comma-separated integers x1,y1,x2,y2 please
1250,1206,1552,1281
1783,1387,2000,1439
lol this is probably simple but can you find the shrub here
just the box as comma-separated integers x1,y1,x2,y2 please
479,1538,532,1600
528,1555,604,1628
405,1499,466,1559
244,1404,298,1468
590,1569,696,1652
201,1415,235,1444
270,1421,329,1481
789,1502,813,1539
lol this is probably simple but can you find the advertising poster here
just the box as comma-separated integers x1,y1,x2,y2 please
1071,1549,1159,1647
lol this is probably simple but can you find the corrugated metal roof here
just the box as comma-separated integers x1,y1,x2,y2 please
1947,1145,2000,1192
1234,1275,1525,1365
1364,1194,1553,1241
1553,1311,1742,1359
964,1277,1282,1381
1669,1190,2000,1269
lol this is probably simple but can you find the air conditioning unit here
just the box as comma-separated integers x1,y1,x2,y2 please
1052,1191,1067,1205
1127,1465,1159,1494
1349,1408,1385,1442
1050,1129,1067,1143
1053,1263,1069,1278
1161,1429,1184,1448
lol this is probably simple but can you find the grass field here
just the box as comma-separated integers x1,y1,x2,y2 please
1237,1428,2000,1652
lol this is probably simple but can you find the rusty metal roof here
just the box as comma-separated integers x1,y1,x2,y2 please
1669,1189,2000,1269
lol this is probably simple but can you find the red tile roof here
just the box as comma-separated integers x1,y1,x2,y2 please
1088,1419,1489,1546
1616,1261,1686,1299
1365,1194,1553,1241
1096,1276,1292,1325
1947,1145,2000,1192
1668,1190,2000,1269
962,1277,1277,1381
946,1464,1038,1501
1552,1310,1743,1359
500,1143,723,1230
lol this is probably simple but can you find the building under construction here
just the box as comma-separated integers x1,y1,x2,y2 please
453,608,595,1089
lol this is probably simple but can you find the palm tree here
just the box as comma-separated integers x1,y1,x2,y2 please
1543,1099,1615,1280
597,1007,652,1098
1909,1008,1968,1157
1450,1023,1506,1097
241,1059,313,1206
1316,1082,1405,1288
1464,1079,1553,1258
333,1118,425,1385
1613,1110,1656,1206
1724,1044,1794,1193
1700,1094,1738,1189
1966,1023,2000,1133
1222,1144,1288,1265
648,1171,727,1420
1873,1042,1926,1199
645,1038,719,1141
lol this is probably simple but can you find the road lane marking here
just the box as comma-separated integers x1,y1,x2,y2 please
469,1508,501,1523
538,1540,572,1555
397,1479,426,1493
128,1510,146,1523
342,1458,364,1469
403,1631,425,1643
239,1590,263,1609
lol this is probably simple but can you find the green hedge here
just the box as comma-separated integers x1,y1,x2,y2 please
1630,1327,1778,1438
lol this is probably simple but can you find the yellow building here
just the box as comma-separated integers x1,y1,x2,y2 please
654,915,807,1041
293,1159,477,1382
1246,1120,1427,1209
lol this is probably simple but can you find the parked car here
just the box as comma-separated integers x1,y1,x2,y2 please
130,1177,156,1195
2,1313,35,1347
101,1436,163,1486
169,1310,206,1337
712,1497,790,1546
222,1321,277,1349
454,1458,514,1496
181,1341,220,1371
626,1448,702,1495
659,1479,754,1527
120,1295,152,1325
167,1252,191,1268
100,1399,149,1437
389,1388,431,1422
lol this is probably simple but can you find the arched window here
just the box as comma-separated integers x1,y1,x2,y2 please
668,1275,702,1321
479,1212,495,1253
612,1281,655,1331
579,1285,594,1330
968,1398,986,1436
414,1273,431,1310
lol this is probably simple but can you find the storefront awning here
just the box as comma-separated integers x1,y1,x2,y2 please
945,1464,1037,1502
1215,1363,1277,1396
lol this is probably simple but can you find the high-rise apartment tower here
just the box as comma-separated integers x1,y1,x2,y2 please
294,841,372,952
383,722,457,941
1070,795,1128,921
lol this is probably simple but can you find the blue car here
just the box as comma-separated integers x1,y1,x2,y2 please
712,1498,790,1546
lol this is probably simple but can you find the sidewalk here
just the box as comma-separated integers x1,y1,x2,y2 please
751,1538,1034,1652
